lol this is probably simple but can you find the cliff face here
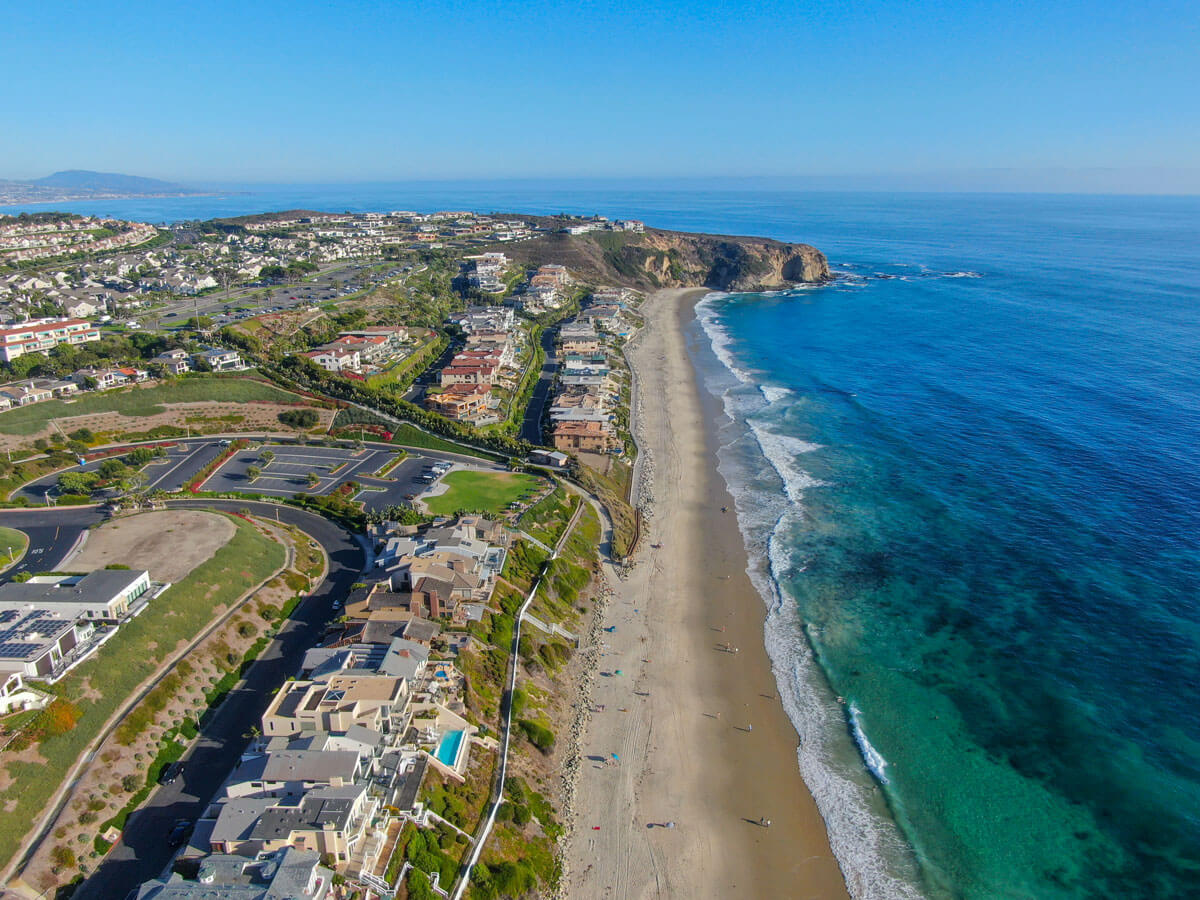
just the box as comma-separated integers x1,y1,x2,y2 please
634,230,831,291
493,226,831,292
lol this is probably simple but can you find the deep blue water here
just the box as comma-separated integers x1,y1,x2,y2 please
6,185,1198,897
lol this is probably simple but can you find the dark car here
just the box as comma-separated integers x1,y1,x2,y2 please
158,762,183,785
168,819,193,847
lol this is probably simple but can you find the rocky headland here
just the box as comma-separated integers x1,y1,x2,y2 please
494,224,831,292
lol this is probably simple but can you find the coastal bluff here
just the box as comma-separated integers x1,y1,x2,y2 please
494,223,831,291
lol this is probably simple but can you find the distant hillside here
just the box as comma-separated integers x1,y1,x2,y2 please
493,225,830,292
32,170,200,195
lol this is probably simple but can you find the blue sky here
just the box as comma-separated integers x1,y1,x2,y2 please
2,0,1197,190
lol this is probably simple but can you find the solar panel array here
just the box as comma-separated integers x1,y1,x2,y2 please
0,608,73,661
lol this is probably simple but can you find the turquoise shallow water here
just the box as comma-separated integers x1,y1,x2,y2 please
7,186,1198,897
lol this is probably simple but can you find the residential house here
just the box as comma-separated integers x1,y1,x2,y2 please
260,675,408,740
153,349,193,375
133,848,333,899
552,419,621,454
193,347,245,372
0,382,53,407
426,384,491,422
0,570,152,622
0,671,48,715
304,346,361,373
209,785,375,865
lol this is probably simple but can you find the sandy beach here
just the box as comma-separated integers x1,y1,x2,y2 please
564,288,849,898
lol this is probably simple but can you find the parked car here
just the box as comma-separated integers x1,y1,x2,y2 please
158,762,183,785
167,819,193,847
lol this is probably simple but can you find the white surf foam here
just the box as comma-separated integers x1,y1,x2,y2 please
748,504,926,900
760,384,793,404
696,294,754,385
747,421,826,503
849,703,890,784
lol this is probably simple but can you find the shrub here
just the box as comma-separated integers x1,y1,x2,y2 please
278,408,319,429
517,719,555,753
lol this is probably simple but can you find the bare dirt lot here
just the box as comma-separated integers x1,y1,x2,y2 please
68,510,236,583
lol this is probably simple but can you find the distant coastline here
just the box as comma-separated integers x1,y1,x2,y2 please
0,170,216,206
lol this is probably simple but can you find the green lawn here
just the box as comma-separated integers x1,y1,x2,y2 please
0,525,28,569
425,470,542,516
0,514,285,871
0,376,305,436
389,423,497,460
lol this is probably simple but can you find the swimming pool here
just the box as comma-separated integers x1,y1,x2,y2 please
436,729,464,767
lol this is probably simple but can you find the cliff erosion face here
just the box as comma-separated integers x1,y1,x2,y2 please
494,227,831,292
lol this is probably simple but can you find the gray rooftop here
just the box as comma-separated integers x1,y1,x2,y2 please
0,569,148,610
261,749,359,784
379,637,430,681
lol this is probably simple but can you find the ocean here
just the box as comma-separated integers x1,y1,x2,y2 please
6,185,1198,898
690,194,1200,899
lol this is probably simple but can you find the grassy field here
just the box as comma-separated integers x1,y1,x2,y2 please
0,515,285,871
425,470,542,516
0,525,28,568
0,377,306,436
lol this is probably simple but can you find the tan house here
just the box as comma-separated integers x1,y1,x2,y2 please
552,420,620,453
427,384,491,421
261,675,408,739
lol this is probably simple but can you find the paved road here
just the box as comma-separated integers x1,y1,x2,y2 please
520,326,558,445
30,500,367,900
0,506,106,579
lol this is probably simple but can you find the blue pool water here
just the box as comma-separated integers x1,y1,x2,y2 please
436,729,464,767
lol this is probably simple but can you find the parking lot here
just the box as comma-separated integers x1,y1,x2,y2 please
204,442,491,512
12,438,505,512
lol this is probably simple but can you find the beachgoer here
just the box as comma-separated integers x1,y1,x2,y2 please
747,724,753,732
